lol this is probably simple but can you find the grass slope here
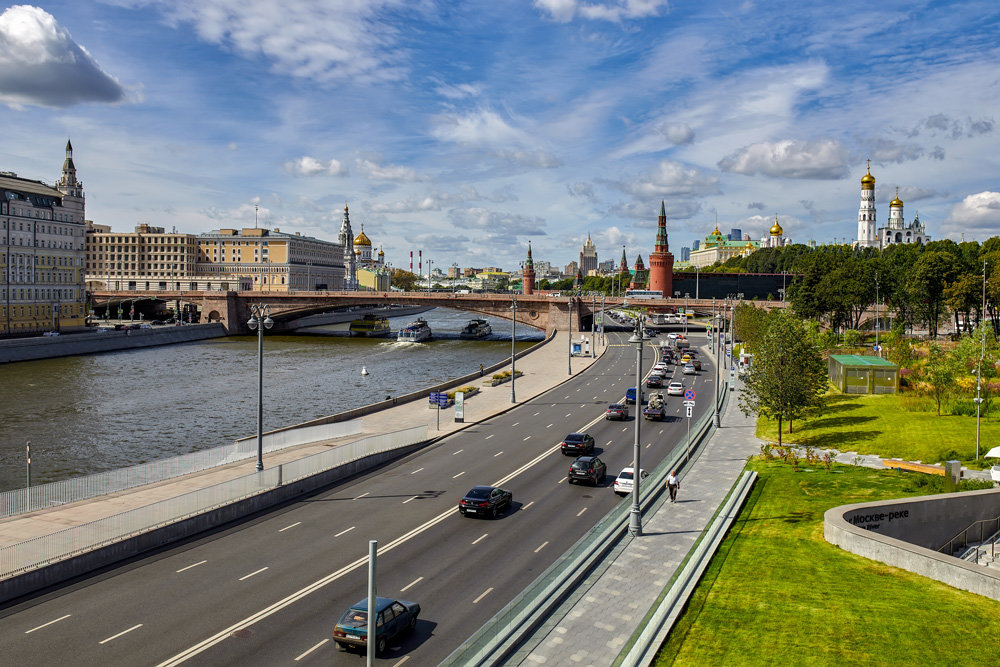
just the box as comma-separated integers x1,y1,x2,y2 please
656,460,1000,665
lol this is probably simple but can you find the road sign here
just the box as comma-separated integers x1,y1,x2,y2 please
683,400,695,408
684,389,696,401
686,405,693,418
429,391,449,406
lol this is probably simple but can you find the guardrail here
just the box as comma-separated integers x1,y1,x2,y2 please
441,387,727,666
0,426,426,580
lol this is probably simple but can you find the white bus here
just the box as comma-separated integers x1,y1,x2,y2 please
624,289,662,300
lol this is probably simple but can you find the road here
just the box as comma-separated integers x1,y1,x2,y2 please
0,331,722,666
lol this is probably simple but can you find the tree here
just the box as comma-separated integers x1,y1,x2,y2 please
907,251,958,338
390,269,421,291
922,342,958,416
953,322,1000,421
943,273,982,335
883,323,916,369
738,311,828,444
732,302,769,354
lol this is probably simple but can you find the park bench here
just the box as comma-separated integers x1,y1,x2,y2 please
881,459,950,476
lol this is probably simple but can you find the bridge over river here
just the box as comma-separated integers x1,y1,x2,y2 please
90,290,786,334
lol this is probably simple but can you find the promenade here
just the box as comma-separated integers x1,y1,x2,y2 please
0,330,602,549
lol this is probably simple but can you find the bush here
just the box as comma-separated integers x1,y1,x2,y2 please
844,329,862,347
946,399,978,417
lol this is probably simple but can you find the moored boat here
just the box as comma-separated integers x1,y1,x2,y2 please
397,317,433,342
349,314,391,337
459,318,492,339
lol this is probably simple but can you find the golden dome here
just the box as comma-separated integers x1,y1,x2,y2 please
890,193,903,208
745,241,754,248
861,171,875,185
712,226,721,236
353,229,372,247
769,217,783,236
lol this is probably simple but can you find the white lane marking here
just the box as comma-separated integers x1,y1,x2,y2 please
239,567,269,581
402,496,419,504
99,624,143,644
606,440,613,446
533,411,540,416
547,424,553,428
494,451,504,457
278,522,301,533
335,526,356,537
512,422,519,427
400,576,423,592
352,491,369,500
523,436,531,441
25,614,70,634
658,429,664,435
577,508,588,517
622,427,628,432
564,395,570,399
393,657,411,666
522,501,535,510
294,639,329,661
557,477,566,484
473,588,494,604
410,468,424,475
565,413,572,418
534,541,549,553
176,560,207,573
593,396,598,400
157,435,574,667
472,534,488,545
485,434,494,440
452,449,463,455
646,443,652,449
452,471,465,479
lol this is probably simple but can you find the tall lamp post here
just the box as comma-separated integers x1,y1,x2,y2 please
591,294,596,358
567,296,573,375
247,303,274,471
713,312,723,427
426,260,434,293
683,293,689,337
510,296,518,403
628,320,645,536
976,260,987,460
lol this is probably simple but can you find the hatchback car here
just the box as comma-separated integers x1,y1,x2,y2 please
613,467,649,496
625,387,638,404
568,456,607,485
691,359,703,371
646,375,663,388
666,380,685,396
560,432,596,455
683,363,697,375
458,485,513,518
605,403,629,420
334,596,420,654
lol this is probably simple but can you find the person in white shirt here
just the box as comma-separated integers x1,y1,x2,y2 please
666,471,679,502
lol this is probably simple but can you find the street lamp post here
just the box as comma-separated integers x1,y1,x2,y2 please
713,312,723,427
567,296,573,375
510,296,518,403
976,260,987,460
591,295,596,358
426,260,434,293
247,303,274,471
628,320,644,536
684,293,689,337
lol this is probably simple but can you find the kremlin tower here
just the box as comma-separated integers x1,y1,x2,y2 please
522,241,535,295
629,255,647,290
647,201,674,297
856,160,877,248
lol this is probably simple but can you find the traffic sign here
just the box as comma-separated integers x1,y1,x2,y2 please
683,400,695,408
686,405,693,418
429,391,449,406
684,389,696,401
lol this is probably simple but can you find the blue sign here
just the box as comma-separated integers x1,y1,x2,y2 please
429,391,448,406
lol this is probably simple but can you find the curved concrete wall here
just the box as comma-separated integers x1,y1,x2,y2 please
825,489,1000,600
0,324,227,364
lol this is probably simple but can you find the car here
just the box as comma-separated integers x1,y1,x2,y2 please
333,597,421,654
645,375,663,388
680,354,691,365
666,333,679,340
42,331,60,336
683,363,697,375
605,403,629,420
459,485,513,518
652,363,668,373
561,432,596,456
666,380,685,396
691,359,703,371
568,456,607,485
613,467,649,496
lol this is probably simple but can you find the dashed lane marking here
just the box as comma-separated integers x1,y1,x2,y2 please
176,560,207,573
410,468,424,475
452,449,463,455
452,471,465,479
485,434,495,440
335,526,356,537
99,624,143,645
400,577,423,592
402,496,419,504
472,534,488,545
294,639,328,661
25,615,70,634
473,588,494,604
352,491,369,500
534,541,549,553
278,522,301,533
239,567,269,581
576,508,588,517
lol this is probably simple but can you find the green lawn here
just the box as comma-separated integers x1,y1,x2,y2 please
755,391,1000,466
656,460,1000,665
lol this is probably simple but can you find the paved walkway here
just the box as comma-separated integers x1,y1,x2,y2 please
509,382,760,666
0,330,603,548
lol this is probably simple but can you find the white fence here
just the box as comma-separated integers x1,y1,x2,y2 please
0,426,426,579
0,421,364,518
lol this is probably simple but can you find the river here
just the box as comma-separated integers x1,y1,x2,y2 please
0,308,543,491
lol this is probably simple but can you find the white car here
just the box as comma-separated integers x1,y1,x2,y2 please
666,381,685,396
666,333,679,340
652,363,668,373
614,467,649,496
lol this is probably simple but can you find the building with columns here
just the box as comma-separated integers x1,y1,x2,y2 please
1,141,88,336
647,201,675,297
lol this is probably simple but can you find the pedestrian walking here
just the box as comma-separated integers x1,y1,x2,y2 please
666,470,679,502
479,364,484,377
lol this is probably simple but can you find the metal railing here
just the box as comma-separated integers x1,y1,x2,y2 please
0,421,363,518
0,426,425,579
939,515,1000,564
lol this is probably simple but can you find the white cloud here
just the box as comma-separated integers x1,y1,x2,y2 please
355,156,420,181
447,207,546,235
0,5,127,108
285,155,348,176
943,191,1000,238
492,149,563,169
608,159,720,199
718,138,850,179
434,81,481,100
534,0,668,22
432,109,526,147
659,122,695,145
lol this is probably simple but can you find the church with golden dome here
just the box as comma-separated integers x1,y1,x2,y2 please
338,204,389,290
855,162,930,249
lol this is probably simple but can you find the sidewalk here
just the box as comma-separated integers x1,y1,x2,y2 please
509,385,760,666
0,330,602,548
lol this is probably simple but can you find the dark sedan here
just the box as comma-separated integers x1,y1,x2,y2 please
334,597,420,654
561,432,596,455
568,456,607,485
605,403,629,420
458,485,513,519
646,375,663,388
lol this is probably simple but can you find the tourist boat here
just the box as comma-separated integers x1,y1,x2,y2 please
349,314,391,337
459,318,492,340
397,318,433,342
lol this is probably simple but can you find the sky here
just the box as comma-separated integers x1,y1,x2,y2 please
1,0,999,273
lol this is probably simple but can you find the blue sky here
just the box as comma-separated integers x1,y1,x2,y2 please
1,0,999,272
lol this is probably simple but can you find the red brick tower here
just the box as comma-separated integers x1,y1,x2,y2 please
522,241,536,295
648,200,674,297
629,255,647,290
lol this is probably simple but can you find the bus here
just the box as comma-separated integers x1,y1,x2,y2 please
624,289,662,300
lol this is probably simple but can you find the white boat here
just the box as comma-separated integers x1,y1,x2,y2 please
459,318,492,340
397,318,432,342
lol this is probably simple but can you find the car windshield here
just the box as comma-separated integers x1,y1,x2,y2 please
618,471,633,480
565,434,586,442
571,460,591,469
339,609,368,629
465,487,492,499
670,382,683,388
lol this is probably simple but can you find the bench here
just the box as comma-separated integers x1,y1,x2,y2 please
881,459,949,476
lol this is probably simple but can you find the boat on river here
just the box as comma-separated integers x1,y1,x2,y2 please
349,314,391,337
459,319,492,340
397,318,433,343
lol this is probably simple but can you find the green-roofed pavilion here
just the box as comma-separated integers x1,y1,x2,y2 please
828,354,899,394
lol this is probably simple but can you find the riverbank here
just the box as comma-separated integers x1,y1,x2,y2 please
0,324,228,364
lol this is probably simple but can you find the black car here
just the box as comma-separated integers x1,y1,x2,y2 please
458,485,513,519
692,359,703,371
560,432,595,455
646,375,663,388
605,403,628,420
568,456,607,485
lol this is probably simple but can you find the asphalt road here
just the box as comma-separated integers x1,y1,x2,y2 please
0,330,723,666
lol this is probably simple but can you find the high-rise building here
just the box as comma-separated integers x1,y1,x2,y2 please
579,233,598,276
692,239,700,251
647,201,675,297
597,259,615,274
1,141,88,336
564,260,578,278
729,228,742,242
680,247,691,262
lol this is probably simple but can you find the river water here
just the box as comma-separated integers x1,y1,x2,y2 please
0,308,543,492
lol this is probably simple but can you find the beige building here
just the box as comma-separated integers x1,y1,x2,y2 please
0,141,88,336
